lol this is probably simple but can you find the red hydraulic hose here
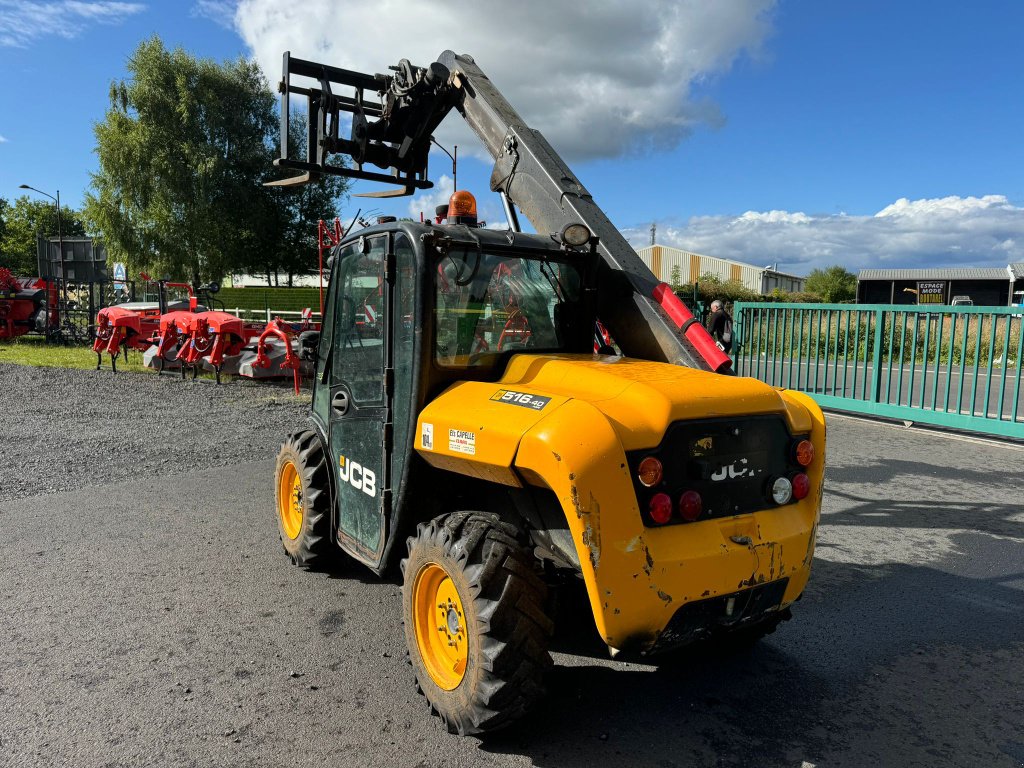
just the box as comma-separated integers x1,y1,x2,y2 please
651,283,732,374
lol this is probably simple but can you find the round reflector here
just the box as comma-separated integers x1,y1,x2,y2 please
637,456,663,487
792,473,810,500
794,439,814,467
648,493,673,525
770,476,793,505
679,490,702,521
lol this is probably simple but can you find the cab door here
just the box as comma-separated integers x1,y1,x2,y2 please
326,234,392,565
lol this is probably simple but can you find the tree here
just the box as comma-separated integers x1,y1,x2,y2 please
85,37,282,284
804,265,857,303
669,264,682,290
0,195,88,276
263,112,349,286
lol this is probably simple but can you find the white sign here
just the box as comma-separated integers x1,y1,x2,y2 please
448,429,476,455
421,423,434,451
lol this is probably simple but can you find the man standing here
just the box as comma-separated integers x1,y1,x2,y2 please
706,299,733,354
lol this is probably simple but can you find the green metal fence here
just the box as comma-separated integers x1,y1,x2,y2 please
732,302,1024,439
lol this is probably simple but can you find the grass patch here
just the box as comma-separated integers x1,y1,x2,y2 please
0,335,305,391
0,335,151,373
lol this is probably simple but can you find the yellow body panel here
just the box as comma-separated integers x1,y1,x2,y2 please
416,382,569,486
414,354,826,653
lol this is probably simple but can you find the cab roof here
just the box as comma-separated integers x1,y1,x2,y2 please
341,221,581,257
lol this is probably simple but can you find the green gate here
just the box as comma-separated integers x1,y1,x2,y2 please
732,302,1024,439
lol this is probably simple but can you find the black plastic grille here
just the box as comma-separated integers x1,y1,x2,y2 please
647,578,791,654
627,415,807,526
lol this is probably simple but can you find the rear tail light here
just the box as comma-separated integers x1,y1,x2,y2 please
679,490,702,521
794,439,814,467
648,493,673,524
637,456,663,487
770,476,793,505
791,472,810,500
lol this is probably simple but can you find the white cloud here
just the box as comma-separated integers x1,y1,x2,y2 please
234,0,774,162
0,1,144,48
0,134,7,143
191,0,235,29
624,195,1024,275
407,174,454,221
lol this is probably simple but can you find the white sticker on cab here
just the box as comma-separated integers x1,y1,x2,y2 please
421,422,434,451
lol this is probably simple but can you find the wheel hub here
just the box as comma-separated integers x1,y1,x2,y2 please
277,460,303,540
445,605,461,637
413,563,468,690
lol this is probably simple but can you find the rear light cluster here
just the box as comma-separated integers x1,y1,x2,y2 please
646,489,704,525
783,437,813,503
767,437,812,506
636,432,814,527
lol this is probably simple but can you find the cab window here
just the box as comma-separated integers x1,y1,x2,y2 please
434,249,584,367
333,236,386,402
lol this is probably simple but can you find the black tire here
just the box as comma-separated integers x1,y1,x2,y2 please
401,511,553,735
274,429,333,568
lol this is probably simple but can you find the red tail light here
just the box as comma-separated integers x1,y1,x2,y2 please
637,456,663,487
792,473,810,500
679,490,702,521
649,493,673,524
794,439,814,467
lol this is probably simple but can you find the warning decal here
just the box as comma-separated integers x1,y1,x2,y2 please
448,429,476,455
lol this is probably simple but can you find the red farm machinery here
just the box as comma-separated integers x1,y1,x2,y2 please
91,267,326,391
0,269,55,341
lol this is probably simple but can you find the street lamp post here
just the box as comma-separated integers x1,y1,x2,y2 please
18,184,66,303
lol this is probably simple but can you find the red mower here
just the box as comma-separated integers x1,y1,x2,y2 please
0,270,53,341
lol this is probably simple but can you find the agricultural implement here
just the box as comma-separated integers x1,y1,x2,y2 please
0,272,54,341
93,277,313,390
268,48,827,735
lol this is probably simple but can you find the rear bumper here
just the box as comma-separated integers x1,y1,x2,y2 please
646,578,790,655
598,503,817,653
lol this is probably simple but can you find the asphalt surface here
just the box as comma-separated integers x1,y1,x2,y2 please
1,362,1023,768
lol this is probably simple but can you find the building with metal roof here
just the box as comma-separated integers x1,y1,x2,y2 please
857,264,1024,306
636,244,805,295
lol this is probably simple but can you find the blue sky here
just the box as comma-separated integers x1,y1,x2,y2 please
1,0,1022,275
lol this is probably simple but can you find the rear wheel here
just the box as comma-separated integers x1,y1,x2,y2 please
401,511,553,735
274,429,333,568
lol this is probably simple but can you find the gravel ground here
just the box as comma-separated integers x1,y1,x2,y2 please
0,363,308,503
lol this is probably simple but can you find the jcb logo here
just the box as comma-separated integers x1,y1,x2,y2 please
339,455,376,498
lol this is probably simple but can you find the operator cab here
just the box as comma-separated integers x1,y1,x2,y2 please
316,190,599,407
307,191,599,564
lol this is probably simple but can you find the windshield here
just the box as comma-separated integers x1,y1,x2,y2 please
434,248,585,367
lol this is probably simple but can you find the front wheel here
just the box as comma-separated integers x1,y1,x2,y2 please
401,512,553,735
274,429,333,568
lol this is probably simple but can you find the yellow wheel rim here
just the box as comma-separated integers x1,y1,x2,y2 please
277,460,303,540
413,562,469,691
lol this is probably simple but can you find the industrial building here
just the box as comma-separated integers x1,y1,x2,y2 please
636,244,805,295
857,264,1024,306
